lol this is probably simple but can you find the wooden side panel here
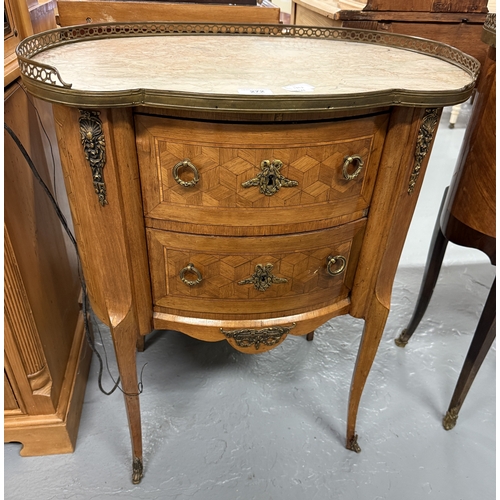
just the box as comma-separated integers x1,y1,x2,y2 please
4,84,81,408
351,106,442,317
108,108,153,337
445,45,496,238
52,105,141,331
4,0,33,85
56,1,281,26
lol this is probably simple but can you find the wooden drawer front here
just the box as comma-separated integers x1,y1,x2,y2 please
147,219,365,316
136,114,388,232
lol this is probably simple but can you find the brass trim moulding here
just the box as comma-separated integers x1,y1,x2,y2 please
16,22,480,113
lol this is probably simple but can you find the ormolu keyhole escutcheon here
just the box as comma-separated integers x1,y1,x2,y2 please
241,159,298,196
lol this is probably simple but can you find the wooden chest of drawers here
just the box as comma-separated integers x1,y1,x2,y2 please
17,22,478,483
136,113,386,335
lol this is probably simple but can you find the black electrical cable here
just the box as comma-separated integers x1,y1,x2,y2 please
4,121,146,397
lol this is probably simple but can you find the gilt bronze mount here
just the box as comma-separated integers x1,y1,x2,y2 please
79,109,108,206
408,108,439,195
238,263,288,291
242,159,298,196
221,323,296,350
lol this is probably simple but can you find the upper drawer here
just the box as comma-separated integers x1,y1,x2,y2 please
135,114,388,234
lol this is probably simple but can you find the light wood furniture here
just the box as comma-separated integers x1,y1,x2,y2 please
17,22,478,483
55,0,281,26
4,0,91,455
396,13,496,431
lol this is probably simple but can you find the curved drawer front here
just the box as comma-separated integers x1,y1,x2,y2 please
136,114,388,233
147,219,365,317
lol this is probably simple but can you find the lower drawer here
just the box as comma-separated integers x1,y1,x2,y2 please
147,219,365,318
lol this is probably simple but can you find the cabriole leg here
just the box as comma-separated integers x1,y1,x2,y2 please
443,279,496,430
346,299,389,453
110,312,144,484
395,189,449,348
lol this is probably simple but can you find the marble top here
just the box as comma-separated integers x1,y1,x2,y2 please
33,36,473,94
19,24,478,111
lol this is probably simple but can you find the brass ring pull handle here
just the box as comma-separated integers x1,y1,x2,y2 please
179,263,202,286
172,159,200,187
342,155,364,181
326,255,347,276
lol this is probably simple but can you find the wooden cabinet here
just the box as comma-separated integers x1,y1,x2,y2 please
292,0,490,67
4,83,91,456
4,0,91,456
16,21,479,482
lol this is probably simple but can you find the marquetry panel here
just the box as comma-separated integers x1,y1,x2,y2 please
158,138,373,208
136,113,388,232
147,219,365,316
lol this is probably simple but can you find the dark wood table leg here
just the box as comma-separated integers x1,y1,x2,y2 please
443,279,496,430
395,188,449,348
305,331,315,341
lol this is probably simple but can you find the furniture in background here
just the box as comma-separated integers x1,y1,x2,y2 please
395,13,496,431
55,0,281,26
4,0,91,455
17,23,478,483
291,0,489,69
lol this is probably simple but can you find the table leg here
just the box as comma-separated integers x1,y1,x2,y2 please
110,312,144,484
305,331,315,341
443,279,496,430
346,298,389,453
136,334,145,352
395,188,449,348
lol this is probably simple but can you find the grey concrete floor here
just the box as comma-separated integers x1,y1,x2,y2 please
4,104,496,499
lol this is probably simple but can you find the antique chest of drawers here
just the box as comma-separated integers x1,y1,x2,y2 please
16,22,478,483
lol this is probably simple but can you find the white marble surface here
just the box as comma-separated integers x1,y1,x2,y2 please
33,36,473,95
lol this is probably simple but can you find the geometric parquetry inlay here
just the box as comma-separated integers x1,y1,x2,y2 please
163,239,352,301
157,138,373,209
